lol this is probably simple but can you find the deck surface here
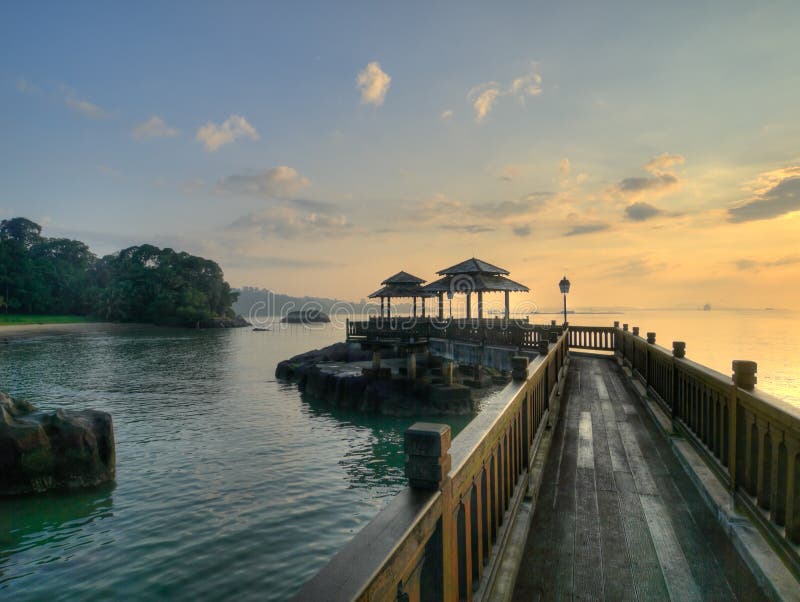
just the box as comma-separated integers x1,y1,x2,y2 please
512,356,766,601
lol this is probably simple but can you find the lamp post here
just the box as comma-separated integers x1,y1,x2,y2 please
559,275,571,326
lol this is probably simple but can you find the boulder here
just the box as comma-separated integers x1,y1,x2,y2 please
0,391,115,495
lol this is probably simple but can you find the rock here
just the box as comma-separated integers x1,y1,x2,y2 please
0,391,115,496
197,315,250,328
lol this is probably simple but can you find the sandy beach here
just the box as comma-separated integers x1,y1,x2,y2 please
0,322,126,341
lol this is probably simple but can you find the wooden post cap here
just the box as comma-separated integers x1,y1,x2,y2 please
405,423,451,489
732,360,757,390
623,323,629,331
646,332,656,344
537,339,550,355
613,321,620,328
512,356,529,380
632,326,640,336
551,319,557,326
548,330,559,343
672,341,686,358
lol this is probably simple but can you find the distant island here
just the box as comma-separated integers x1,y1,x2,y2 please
0,217,244,328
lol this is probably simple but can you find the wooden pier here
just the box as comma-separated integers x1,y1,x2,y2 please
296,323,800,601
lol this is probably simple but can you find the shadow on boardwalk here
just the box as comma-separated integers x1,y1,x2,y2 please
512,355,767,601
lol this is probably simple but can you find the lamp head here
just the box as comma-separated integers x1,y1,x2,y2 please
559,276,571,295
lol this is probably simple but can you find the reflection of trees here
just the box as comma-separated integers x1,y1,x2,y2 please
0,483,115,576
300,392,474,495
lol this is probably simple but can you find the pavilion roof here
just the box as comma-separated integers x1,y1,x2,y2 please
368,283,437,299
381,270,426,285
422,273,530,294
436,257,510,276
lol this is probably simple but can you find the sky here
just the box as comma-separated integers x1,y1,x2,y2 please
2,1,799,311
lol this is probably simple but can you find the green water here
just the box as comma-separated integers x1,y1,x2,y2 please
0,324,474,600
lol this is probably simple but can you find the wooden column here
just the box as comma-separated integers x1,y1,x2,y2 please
504,290,510,319
387,297,391,320
380,297,384,318
466,292,472,319
477,291,483,319
438,292,444,320
421,297,426,318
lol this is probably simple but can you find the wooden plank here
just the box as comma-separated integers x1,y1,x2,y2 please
614,471,670,600
596,487,636,601
574,467,603,599
577,411,594,469
618,421,658,496
639,494,702,601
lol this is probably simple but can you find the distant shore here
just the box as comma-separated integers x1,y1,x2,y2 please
0,322,128,340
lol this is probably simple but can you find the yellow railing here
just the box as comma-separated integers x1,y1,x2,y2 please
295,331,569,600
594,324,800,575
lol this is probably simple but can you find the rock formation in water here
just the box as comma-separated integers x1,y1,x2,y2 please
0,391,116,495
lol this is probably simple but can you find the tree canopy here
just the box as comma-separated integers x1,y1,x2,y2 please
0,217,238,325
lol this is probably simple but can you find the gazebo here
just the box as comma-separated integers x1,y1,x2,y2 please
422,258,530,319
368,271,436,319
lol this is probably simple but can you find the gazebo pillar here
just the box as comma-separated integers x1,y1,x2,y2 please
504,291,510,320
421,297,426,318
438,292,444,320
380,297,384,319
466,292,472,319
413,296,417,318
477,291,484,320
387,297,391,320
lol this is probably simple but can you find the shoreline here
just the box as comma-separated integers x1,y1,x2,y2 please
0,322,132,340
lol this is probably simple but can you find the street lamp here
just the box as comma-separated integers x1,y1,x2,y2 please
559,276,571,326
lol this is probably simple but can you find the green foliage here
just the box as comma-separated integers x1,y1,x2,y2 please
0,217,238,326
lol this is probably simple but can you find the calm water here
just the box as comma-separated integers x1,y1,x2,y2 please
1,310,798,600
0,323,474,601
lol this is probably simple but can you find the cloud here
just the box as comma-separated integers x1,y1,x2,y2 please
559,158,571,177
512,224,532,237
356,61,391,106
64,92,107,119
615,153,684,198
224,255,345,269
734,255,800,271
196,115,259,152
564,222,610,236
16,79,37,94
470,86,500,122
228,205,351,239
467,63,543,122
132,116,178,139
218,166,311,199
440,109,454,121
728,167,800,223
625,201,662,221
439,224,494,234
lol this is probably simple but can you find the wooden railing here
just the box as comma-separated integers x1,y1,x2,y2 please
579,323,800,576
347,317,561,350
567,325,615,351
296,331,569,600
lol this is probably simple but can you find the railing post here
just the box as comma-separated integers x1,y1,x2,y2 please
732,360,757,390
645,332,655,388
672,341,685,430
512,356,529,381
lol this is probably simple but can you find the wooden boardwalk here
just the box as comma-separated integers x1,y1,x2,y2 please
512,355,766,601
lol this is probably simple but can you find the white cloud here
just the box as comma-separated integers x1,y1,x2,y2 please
440,109,454,121
196,115,259,152
229,205,350,239
467,63,543,122
643,153,685,175
559,158,571,177
218,166,311,199
472,88,500,122
64,91,107,119
356,61,391,106
132,116,178,140
16,79,37,94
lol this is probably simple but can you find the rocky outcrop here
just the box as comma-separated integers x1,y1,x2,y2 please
198,315,250,328
0,392,115,495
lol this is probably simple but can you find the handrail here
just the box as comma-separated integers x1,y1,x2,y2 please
347,318,561,350
575,322,800,576
296,330,570,600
